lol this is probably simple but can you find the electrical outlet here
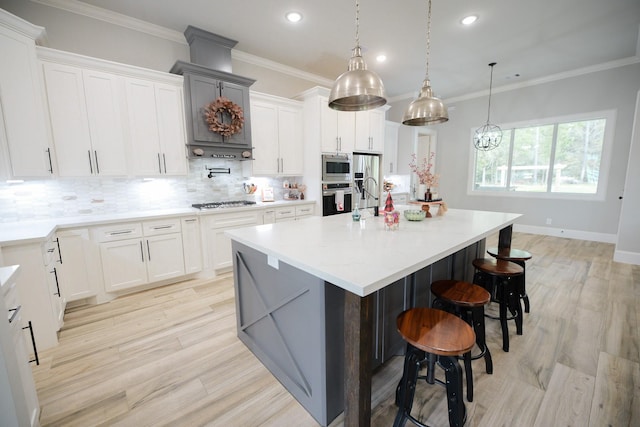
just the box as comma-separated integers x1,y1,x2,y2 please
546,218,552,225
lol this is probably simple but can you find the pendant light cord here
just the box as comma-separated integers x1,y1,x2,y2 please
486,62,497,124
354,0,360,49
425,0,432,80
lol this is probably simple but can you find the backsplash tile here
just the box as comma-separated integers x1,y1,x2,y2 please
0,159,304,222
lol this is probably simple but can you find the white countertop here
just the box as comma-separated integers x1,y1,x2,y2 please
226,208,521,297
0,200,314,246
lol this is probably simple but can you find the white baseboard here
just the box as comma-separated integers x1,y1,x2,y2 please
613,250,640,265
513,224,617,244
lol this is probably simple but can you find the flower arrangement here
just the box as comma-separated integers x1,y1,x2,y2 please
409,152,439,187
204,97,244,137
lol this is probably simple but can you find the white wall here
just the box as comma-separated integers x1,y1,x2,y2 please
389,63,640,241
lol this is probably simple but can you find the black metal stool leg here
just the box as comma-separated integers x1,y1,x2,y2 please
463,351,473,402
439,355,466,427
394,344,425,427
497,282,510,352
471,306,492,374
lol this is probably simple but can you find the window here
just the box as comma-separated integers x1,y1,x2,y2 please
471,110,614,199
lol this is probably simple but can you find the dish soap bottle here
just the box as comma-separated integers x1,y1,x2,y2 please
352,205,361,221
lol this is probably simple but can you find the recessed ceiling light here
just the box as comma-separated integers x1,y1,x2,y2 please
461,15,478,25
285,11,303,23
376,54,387,63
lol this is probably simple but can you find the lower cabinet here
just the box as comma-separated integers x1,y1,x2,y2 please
372,277,411,370
93,219,185,292
43,236,64,331
181,217,203,274
201,211,261,271
56,228,98,302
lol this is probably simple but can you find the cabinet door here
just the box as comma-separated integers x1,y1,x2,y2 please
354,111,371,152
204,211,260,271
181,217,203,274
82,69,128,176
383,121,400,175
188,74,223,143
279,105,303,175
45,263,64,331
155,83,187,175
0,27,52,177
145,233,185,282
250,100,279,175
100,238,148,292
42,62,93,176
220,81,251,147
320,98,339,152
56,229,95,301
368,109,386,153
355,110,385,153
125,78,163,176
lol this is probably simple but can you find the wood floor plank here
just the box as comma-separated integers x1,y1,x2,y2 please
532,363,595,427
589,351,640,427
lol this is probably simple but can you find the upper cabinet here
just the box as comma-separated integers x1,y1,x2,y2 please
125,78,187,176
355,108,388,153
41,62,128,176
249,93,303,176
0,11,53,178
383,121,401,175
320,98,355,154
37,47,188,177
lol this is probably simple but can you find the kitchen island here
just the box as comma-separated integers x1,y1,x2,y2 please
226,208,521,426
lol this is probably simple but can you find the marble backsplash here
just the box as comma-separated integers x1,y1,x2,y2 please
0,158,303,222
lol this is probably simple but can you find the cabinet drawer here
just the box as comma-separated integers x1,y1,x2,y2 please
295,205,314,217
207,211,260,229
275,207,295,220
143,218,182,236
92,222,142,242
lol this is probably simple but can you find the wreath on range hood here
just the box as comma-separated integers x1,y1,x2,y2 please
204,97,244,137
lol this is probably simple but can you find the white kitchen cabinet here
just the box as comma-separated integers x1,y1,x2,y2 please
181,217,203,274
0,12,53,178
0,265,40,427
94,219,185,292
383,121,401,175
295,204,314,219
125,78,187,176
43,236,65,331
201,211,261,271
2,241,60,351
355,108,387,153
56,228,97,302
41,62,128,176
250,93,303,176
274,206,296,222
320,96,355,154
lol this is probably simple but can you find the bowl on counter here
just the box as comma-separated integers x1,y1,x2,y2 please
404,210,426,221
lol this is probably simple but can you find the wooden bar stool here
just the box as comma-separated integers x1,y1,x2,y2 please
431,280,492,402
487,247,532,313
394,307,475,427
472,258,524,352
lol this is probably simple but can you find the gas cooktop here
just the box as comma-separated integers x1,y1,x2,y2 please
192,200,257,210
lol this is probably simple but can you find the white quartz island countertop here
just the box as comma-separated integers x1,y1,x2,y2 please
226,208,521,297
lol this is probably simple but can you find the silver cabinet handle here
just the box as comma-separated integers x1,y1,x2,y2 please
88,150,93,174
146,240,151,261
163,153,167,174
157,153,162,173
55,237,63,264
46,148,53,173
109,230,133,236
152,225,173,230
184,219,197,223
94,150,100,174
140,241,144,262
8,305,21,324
51,267,61,297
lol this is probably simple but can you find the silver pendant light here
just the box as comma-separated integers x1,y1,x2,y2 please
473,62,502,151
402,0,448,126
328,0,387,111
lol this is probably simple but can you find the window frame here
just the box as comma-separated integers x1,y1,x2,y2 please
467,109,616,201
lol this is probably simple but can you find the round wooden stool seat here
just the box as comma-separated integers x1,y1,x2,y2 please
472,257,523,276
396,307,475,356
394,307,474,427
431,279,490,307
430,280,492,402
486,247,532,262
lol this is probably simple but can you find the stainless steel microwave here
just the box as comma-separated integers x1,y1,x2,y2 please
321,154,351,182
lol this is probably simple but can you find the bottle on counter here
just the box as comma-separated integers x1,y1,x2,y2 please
352,206,361,221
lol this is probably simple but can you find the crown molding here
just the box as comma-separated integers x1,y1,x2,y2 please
231,50,334,87
445,56,640,104
31,0,187,44
0,8,47,43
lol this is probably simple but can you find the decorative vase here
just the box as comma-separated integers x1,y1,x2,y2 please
418,184,426,201
425,188,432,201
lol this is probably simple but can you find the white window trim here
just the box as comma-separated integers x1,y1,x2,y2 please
467,109,617,201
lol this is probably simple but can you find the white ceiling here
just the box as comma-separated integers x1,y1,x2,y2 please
75,0,640,100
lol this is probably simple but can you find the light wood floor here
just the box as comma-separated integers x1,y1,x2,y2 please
31,233,640,426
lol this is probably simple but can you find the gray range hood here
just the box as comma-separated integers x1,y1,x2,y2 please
171,26,255,160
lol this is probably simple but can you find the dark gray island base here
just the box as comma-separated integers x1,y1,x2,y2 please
231,238,485,426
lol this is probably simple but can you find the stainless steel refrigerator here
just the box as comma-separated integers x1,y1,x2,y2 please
353,153,381,210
